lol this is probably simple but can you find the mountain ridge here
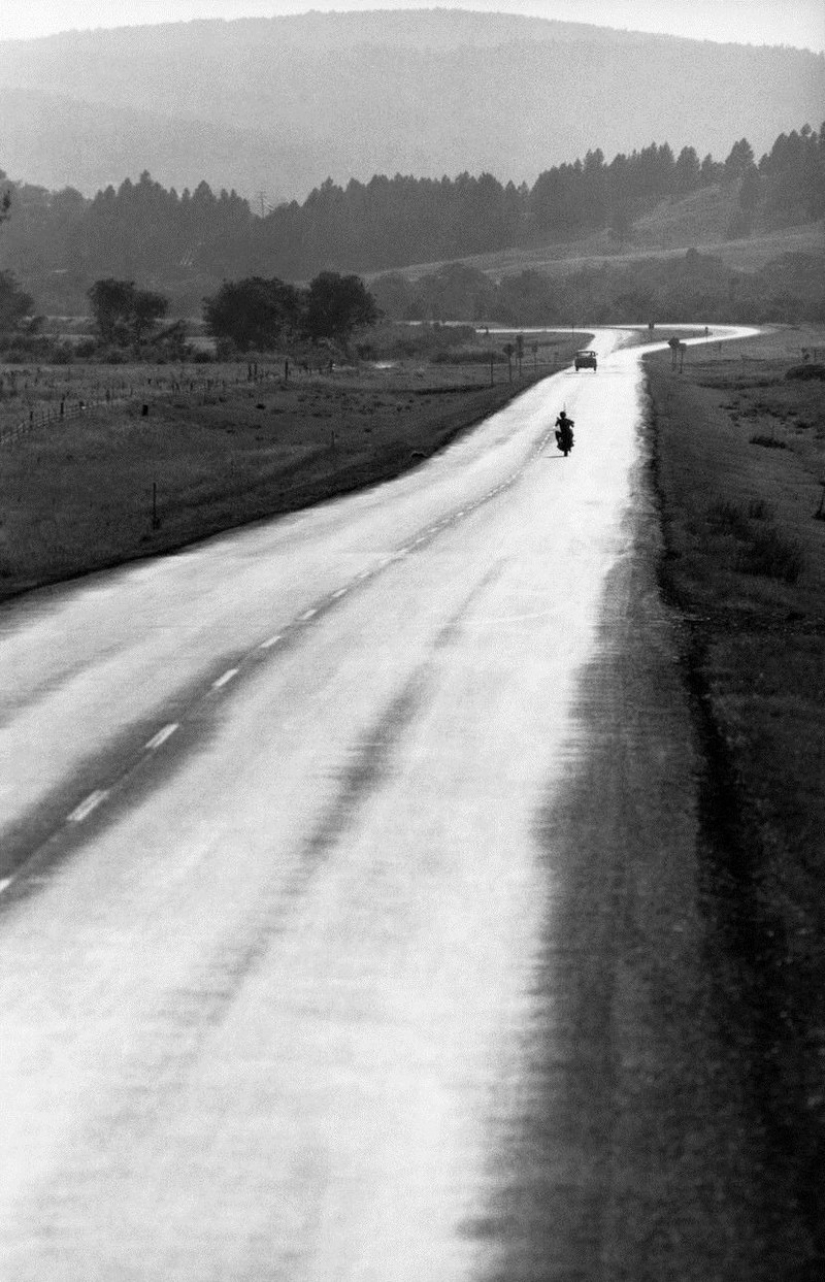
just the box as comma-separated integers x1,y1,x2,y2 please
0,10,822,199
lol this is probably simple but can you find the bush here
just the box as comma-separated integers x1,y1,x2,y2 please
0,333,74,362
786,363,825,381
750,434,787,449
706,499,751,537
736,526,804,582
430,348,503,364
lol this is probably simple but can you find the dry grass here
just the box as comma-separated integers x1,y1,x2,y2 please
646,328,825,1268
0,344,581,601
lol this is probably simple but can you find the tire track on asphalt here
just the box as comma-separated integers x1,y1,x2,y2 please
18,557,511,1223
0,423,552,906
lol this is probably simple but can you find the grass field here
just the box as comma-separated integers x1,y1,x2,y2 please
0,333,589,601
645,325,825,1271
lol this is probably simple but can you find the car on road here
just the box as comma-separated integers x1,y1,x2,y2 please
574,349,598,371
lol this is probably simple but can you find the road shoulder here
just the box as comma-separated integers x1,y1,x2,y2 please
644,337,825,1275
484,443,770,1279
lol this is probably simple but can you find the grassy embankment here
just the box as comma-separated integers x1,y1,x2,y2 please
392,188,823,282
646,326,825,1269
0,332,587,602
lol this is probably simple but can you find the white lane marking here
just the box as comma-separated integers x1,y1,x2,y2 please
332,588,348,599
260,634,282,649
0,877,14,895
145,723,179,751
68,790,108,824
299,608,317,621
212,668,238,690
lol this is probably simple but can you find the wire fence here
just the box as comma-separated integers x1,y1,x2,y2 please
0,360,293,448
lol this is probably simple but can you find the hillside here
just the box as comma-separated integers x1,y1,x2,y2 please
1,112,822,326
392,198,825,283
0,10,822,199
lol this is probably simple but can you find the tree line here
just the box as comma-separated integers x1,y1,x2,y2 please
1,122,822,315
370,248,825,329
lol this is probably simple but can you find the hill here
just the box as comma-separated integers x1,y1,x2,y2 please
0,10,822,199
391,196,825,284
1,114,822,325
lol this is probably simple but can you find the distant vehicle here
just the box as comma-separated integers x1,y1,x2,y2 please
574,349,598,371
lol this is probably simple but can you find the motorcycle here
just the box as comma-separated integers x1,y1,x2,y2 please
555,419,574,457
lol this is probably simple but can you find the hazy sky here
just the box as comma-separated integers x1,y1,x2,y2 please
0,0,823,51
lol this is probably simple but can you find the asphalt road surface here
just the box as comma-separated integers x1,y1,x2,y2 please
0,327,753,1281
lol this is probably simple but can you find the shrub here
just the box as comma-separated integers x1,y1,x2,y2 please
430,348,502,364
786,363,825,381
736,526,804,583
750,434,787,449
706,499,751,537
748,498,775,520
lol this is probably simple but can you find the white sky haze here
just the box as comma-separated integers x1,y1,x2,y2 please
0,0,823,51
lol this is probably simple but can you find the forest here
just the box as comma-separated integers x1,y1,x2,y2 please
0,122,823,326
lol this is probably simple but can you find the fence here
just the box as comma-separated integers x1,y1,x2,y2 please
0,361,290,448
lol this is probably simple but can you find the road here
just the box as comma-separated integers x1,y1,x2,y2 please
0,328,751,1281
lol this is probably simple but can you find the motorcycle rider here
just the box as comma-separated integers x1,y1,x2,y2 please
555,409,574,451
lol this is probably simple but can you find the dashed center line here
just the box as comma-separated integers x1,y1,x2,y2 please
68,790,109,824
145,723,179,751
7,454,540,895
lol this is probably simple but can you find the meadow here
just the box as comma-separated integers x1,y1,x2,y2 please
0,331,586,600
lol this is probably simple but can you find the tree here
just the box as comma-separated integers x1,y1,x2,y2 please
674,146,701,194
739,165,762,214
303,272,379,345
0,271,34,331
724,138,755,184
370,272,417,320
203,276,301,351
132,288,169,339
88,278,169,345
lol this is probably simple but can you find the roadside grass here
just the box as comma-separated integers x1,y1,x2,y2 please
0,338,584,601
735,524,804,583
645,325,825,1268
